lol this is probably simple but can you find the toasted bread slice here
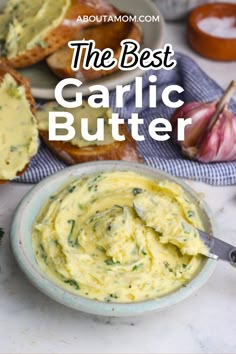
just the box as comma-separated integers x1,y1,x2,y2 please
0,0,117,68
0,62,38,184
39,126,143,165
37,101,143,165
46,15,143,81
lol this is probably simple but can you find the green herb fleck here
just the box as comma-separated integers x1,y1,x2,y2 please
132,263,143,271
164,261,176,275
67,219,78,247
10,146,17,152
49,195,56,200
12,4,19,11
92,222,99,232
93,175,103,183
89,216,94,223
182,264,187,269
39,244,48,264
96,246,106,253
132,188,143,196
64,279,80,290
105,293,119,302
7,84,22,99
53,240,60,246
68,186,76,193
187,210,195,218
107,224,112,231
164,261,169,268
88,175,104,191
184,196,191,204
104,259,120,266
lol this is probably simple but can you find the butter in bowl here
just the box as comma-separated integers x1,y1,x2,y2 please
10,162,217,316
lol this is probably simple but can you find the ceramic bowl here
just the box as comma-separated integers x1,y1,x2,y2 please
11,161,217,317
187,3,236,61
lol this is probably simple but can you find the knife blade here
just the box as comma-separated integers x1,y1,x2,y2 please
197,229,236,266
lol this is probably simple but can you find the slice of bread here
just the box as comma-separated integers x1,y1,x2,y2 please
46,15,143,81
37,102,143,165
0,0,117,68
0,62,38,184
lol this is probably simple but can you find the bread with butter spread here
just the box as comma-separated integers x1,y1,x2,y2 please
0,0,117,68
46,15,143,81
0,62,38,184
37,101,143,165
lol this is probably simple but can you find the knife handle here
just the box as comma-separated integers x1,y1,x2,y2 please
229,249,236,267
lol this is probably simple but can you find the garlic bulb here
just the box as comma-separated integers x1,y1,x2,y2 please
171,81,236,163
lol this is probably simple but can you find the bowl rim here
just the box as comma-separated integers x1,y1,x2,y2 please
10,161,217,317
188,2,236,42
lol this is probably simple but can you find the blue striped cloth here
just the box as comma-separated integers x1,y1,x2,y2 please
17,53,236,185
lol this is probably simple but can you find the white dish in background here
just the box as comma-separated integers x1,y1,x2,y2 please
151,0,236,22
14,0,165,99
152,0,206,21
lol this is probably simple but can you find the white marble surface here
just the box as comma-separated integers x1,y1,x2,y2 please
0,22,236,354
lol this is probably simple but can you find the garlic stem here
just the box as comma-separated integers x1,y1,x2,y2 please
207,80,236,132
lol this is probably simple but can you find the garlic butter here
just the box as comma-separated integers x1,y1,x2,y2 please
0,0,70,59
0,73,38,180
37,101,114,147
32,171,207,303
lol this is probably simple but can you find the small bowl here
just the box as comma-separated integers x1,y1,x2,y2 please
152,0,207,21
188,3,236,61
10,161,217,317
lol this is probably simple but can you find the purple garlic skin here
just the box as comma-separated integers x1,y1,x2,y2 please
171,102,216,150
171,101,236,163
199,108,236,163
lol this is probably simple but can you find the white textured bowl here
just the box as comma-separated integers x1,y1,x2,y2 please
11,162,217,317
152,0,207,21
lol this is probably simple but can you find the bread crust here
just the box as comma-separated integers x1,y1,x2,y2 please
1,0,117,68
39,124,143,165
0,62,37,184
46,14,143,80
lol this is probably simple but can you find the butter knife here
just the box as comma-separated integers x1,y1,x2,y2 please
133,203,236,267
197,229,236,267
